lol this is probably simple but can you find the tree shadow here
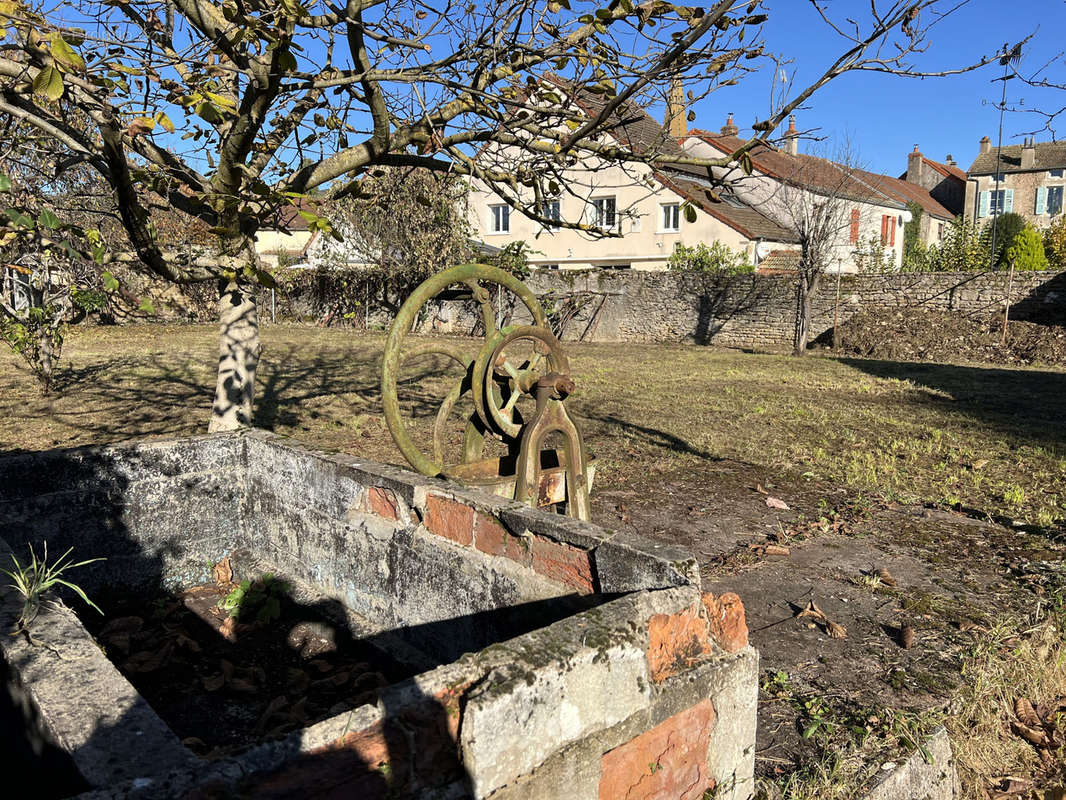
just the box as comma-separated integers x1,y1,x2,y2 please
836,357,1066,450
1008,270,1066,326
584,411,723,463
0,438,616,799
688,273,767,346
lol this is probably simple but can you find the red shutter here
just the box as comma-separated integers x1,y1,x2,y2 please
849,208,860,243
880,215,888,245
889,216,896,247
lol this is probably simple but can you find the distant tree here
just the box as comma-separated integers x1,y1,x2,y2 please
303,168,474,321
0,0,996,428
1005,224,1049,270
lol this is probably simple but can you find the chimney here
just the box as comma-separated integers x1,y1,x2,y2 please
784,115,798,156
665,78,687,138
946,154,956,166
720,112,739,137
1022,136,1036,169
906,144,923,184
979,135,991,155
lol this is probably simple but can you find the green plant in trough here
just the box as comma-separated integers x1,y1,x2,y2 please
1,543,104,631
220,573,288,625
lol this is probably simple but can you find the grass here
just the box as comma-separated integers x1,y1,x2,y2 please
1,322,1061,533
2,322,1065,792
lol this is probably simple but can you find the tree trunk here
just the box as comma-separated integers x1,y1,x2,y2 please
792,270,821,356
37,327,54,393
208,279,261,431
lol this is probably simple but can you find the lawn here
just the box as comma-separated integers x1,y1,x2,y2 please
1,322,1063,534
3,322,1066,796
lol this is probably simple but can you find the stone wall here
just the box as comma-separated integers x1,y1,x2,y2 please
0,432,759,800
526,268,1066,349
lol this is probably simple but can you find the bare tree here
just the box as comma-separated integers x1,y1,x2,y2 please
777,149,883,356
0,0,994,429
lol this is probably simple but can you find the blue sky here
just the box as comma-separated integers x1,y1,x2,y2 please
684,0,1066,176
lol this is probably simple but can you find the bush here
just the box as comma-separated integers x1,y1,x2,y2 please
1005,225,1049,271
667,241,754,275
985,212,1026,267
1044,217,1066,270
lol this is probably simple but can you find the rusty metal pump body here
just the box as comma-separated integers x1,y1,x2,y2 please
381,263,593,520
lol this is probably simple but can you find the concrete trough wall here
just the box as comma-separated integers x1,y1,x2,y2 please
0,431,758,799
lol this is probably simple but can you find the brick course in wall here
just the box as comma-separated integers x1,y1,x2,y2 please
526,269,1066,349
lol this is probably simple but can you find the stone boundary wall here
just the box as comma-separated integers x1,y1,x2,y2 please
527,269,1066,349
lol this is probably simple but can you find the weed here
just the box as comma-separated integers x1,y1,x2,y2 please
1002,484,1027,507
220,573,289,624
1,543,104,631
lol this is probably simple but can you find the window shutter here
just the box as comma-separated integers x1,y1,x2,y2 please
889,216,896,247
850,208,860,243
1004,188,1014,213
1036,187,1048,215
979,191,990,218
880,215,888,245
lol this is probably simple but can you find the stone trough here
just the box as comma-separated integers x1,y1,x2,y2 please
0,431,757,799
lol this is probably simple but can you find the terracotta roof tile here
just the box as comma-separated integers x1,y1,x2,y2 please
652,171,799,243
688,133,903,207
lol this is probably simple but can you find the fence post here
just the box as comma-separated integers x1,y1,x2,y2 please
1001,259,1015,346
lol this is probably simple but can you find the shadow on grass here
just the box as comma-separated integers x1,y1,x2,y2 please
2,342,471,451
838,357,1066,450
584,412,723,463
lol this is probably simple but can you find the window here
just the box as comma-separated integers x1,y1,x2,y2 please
489,204,510,234
1050,169,1065,178
880,214,896,247
990,190,1009,215
978,188,1013,217
849,208,860,244
938,222,945,241
1049,186,1064,216
660,203,680,232
539,199,561,229
592,196,617,230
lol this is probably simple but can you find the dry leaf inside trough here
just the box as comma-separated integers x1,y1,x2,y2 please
212,557,234,588
763,544,791,557
766,496,790,511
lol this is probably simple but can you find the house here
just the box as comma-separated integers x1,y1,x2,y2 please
254,203,314,269
466,80,800,271
899,146,966,218
682,117,960,272
964,137,1066,228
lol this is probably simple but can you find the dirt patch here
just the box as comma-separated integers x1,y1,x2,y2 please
82,565,411,759
821,307,1066,367
593,461,1066,796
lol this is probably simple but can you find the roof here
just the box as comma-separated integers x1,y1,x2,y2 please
756,250,801,273
688,132,905,209
652,170,798,243
541,74,686,160
848,167,955,221
920,155,966,182
968,140,1066,175
541,78,796,242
